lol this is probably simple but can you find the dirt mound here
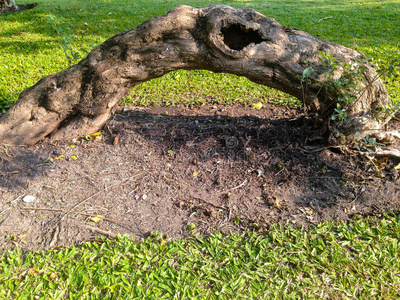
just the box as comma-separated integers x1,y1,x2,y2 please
1,104,399,251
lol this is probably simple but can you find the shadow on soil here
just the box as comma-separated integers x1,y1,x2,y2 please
0,104,399,250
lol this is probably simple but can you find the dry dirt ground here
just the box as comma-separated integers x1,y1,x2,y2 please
1,103,400,251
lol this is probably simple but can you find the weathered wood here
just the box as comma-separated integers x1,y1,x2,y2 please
0,0,18,11
0,5,392,145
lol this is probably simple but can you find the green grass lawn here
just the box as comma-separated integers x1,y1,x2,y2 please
1,0,400,298
0,0,399,111
1,216,400,299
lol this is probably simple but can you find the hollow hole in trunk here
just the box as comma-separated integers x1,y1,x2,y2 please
221,24,265,51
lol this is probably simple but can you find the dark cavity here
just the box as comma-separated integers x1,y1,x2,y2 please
221,24,265,51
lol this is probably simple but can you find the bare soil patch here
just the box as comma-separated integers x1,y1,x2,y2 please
1,104,399,251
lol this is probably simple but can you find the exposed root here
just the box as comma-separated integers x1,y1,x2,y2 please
0,4,391,145
371,130,400,144
363,148,400,159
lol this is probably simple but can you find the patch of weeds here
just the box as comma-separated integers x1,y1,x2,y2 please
318,50,365,122
353,132,384,152
297,50,367,123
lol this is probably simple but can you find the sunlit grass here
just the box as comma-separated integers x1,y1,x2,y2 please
1,1,400,298
0,0,399,111
1,214,400,299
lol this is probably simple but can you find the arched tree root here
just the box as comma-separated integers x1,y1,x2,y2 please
0,5,395,145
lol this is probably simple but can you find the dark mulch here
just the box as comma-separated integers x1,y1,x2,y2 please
1,103,399,251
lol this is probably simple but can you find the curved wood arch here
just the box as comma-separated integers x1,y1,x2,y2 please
0,5,391,145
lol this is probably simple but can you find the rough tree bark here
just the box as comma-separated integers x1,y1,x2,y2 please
0,0,18,12
0,5,393,145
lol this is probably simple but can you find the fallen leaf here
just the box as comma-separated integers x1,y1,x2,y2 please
70,144,75,148
89,215,104,223
92,132,102,136
395,163,400,170
28,268,38,276
274,198,281,208
10,270,27,280
193,171,200,177
188,223,196,231
251,102,263,110
71,155,78,161
113,134,120,145
375,157,388,165
55,155,65,160
49,272,58,281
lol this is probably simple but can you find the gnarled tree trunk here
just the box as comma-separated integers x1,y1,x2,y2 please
0,5,392,145
0,0,18,12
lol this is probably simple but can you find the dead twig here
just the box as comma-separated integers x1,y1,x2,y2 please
0,212,11,227
192,197,226,211
219,179,248,194
49,225,60,248
60,173,143,222
317,16,333,23
79,223,118,239
362,148,400,159
21,207,130,230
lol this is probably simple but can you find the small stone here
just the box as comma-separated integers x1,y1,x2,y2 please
23,195,35,203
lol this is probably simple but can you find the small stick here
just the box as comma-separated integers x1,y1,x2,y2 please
317,16,333,23
49,226,60,248
60,173,143,222
192,197,226,211
79,224,118,238
362,148,400,159
21,207,129,228
219,179,247,194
